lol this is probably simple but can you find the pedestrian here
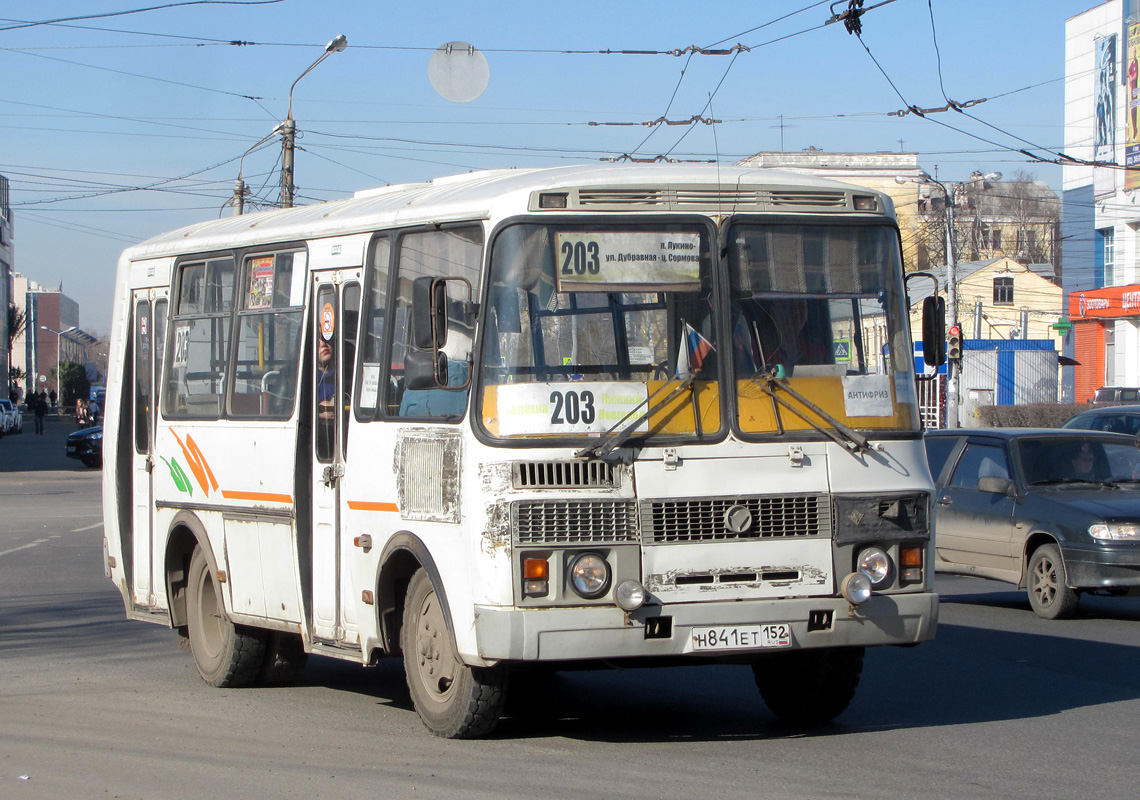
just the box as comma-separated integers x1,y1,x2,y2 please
49,388,57,409
33,393,46,435
76,398,89,428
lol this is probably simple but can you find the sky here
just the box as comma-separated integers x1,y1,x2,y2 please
0,0,1103,334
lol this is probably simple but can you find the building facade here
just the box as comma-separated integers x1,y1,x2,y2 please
1,174,12,393
1062,0,1140,401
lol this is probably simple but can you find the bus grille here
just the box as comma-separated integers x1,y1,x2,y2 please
513,460,618,489
513,500,639,544
641,495,831,543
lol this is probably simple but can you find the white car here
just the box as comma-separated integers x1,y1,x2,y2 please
0,399,23,435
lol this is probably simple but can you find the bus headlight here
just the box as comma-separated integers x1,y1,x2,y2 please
569,553,611,599
840,572,872,605
857,546,892,587
614,579,647,611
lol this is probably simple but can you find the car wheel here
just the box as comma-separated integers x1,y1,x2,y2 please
752,646,864,724
1027,544,1080,620
401,569,507,738
186,546,267,687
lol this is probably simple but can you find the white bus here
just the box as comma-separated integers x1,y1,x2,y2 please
103,164,939,738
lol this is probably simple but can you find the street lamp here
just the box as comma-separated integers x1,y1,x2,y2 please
40,325,77,404
895,171,1001,428
280,34,347,209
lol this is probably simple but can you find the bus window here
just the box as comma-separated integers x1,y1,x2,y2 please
341,283,360,447
386,227,482,419
230,251,304,418
164,257,235,418
134,299,151,453
315,285,337,462
356,236,391,419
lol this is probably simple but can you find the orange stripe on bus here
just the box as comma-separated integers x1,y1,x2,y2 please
220,490,294,504
347,501,399,512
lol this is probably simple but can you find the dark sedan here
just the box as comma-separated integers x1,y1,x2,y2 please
1062,404,1140,437
925,428,1140,619
66,426,103,468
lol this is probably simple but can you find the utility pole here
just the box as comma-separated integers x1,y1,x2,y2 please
941,182,961,429
280,35,346,210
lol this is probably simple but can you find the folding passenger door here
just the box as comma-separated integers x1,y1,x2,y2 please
309,271,361,643
129,289,167,609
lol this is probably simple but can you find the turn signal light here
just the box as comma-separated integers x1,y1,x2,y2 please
523,557,550,598
899,545,924,568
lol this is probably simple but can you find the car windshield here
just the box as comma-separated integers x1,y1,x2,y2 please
1019,437,1140,485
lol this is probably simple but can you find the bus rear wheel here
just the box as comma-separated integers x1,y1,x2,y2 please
186,546,266,688
751,646,864,725
401,569,507,738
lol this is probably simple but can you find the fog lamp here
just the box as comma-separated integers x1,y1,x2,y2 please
841,572,873,605
615,580,647,611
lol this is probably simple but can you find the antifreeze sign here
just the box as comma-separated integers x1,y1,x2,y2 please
555,231,702,291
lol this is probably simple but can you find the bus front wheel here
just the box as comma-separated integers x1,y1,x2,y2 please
400,569,507,738
751,646,864,725
186,546,266,688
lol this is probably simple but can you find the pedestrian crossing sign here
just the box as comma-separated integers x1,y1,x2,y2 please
833,338,851,362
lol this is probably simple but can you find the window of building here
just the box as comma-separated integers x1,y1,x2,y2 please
1096,227,1114,288
993,276,1014,306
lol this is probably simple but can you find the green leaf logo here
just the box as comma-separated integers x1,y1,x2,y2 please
160,456,193,496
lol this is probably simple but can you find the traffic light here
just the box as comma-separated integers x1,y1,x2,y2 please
947,324,962,361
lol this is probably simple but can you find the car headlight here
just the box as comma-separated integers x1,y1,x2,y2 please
569,553,611,599
857,546,892,586
92,432,103,440
1090,523,1140,540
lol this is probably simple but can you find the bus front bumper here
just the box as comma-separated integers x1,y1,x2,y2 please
472,591,938,663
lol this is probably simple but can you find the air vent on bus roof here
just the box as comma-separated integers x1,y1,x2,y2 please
571,187,850,211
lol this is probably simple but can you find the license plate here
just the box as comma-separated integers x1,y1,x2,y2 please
691,623,792,652
67,445,77,454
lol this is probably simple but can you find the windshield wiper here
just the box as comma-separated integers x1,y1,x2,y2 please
1031,478,1118,489
750,369,871,455
576,371,698,461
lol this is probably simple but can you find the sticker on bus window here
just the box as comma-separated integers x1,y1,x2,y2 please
320,302,336,340
842,375,893,417
359,363,381,409
554,232,701,292
248,256,275,309
495,382,649,436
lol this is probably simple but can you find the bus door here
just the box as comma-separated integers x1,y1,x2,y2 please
129,289,168,609
309,272,361,643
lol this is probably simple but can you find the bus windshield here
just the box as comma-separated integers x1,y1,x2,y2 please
727,221,920,435
477,218,920,443
479,221,720,443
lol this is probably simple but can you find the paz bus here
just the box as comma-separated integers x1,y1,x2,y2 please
102,164,939,738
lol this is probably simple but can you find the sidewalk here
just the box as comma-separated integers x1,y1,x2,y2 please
0,415,95,473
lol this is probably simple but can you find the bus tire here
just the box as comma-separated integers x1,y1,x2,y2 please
751,646,864,725
259,632,308,686
401,569,507,738
186,546,266,688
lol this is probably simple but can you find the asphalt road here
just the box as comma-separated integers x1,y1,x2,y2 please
3,435,1140,799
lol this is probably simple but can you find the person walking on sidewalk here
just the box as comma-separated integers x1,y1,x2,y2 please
32,393,46,435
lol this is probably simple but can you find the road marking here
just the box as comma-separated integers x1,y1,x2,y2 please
71,522,103,532
0,538,52,558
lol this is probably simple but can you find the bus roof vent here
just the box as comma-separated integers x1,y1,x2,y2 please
566,187,850,211
513,460,618,489
766,190,849,208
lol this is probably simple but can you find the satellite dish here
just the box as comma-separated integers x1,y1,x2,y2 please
428,41,489,103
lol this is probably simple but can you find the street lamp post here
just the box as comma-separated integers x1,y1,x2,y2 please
896,171,1000,428
280,34,347,209
40,325,77,404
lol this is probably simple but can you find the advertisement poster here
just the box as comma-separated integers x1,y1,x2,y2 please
1127,24,1140,192
1096,34,1117,195
248,256,275,309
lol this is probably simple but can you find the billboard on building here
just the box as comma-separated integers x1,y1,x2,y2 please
1097,34,1118,195
1128,24,1140,191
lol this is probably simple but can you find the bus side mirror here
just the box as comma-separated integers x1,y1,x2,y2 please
922,296,946,367
405,348,449,390
412,277,448,351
